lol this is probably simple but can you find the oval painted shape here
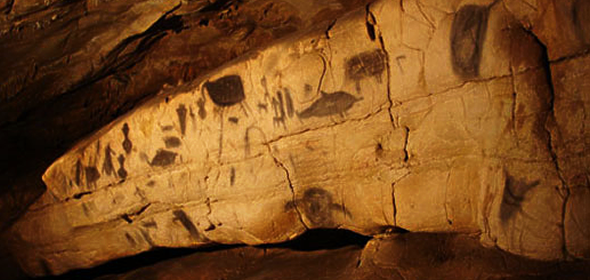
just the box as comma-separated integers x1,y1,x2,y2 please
204,75,245,106
450,5,489,79
150,149,178,167
297,91,362,119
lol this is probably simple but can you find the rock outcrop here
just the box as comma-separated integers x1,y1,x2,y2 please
7,0,590,276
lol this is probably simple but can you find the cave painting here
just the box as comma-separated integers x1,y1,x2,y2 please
10,0,590,276
450,5,490,79
204,75,245,106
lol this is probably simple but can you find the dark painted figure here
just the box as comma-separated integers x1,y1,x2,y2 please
230,167,236,186
161,125,174,131
74,159,100,187
297,91,362,119
142,220,158,228
204,75,245,106
164,136,182,148
140,229,156,246
117,155,128,179
102,145,115,176
122,123,133,154
84,166,100,186
150,149,177,167
272,90,288,127
75,160,82,186
176,104,188,135
124,233,136,245
499,174,540,222
285,188,351,227
450,5,489,79
284,88,295,118
197,98,207,119
346,49,386,91
173,210,208,241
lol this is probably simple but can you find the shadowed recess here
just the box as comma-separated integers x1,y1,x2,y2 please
29,229,372,279
259,228,371,251
31,245,240,280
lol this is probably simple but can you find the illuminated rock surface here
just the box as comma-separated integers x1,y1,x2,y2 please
1,0,589,278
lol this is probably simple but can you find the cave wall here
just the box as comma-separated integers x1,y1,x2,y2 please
0,0,589,277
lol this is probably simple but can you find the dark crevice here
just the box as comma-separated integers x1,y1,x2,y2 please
402,126,410,162
522,27,572,260
71,191,91,200
392,181,398,226
120,203,152,224
365,5,376,41
120,214,132,224
31,229,371,279
325,19,337,39
367,3,396,131
259,229,371,251
33,244,241,280
549,48,590,64
268,153,308,230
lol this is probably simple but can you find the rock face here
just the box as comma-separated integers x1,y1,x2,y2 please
7,0,590,276
0,0,369,231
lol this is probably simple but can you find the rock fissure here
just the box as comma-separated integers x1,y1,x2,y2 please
391,181,398,227
390,172,411,227
549,48,590,65
325,19,337,39
365,5,377,41
526,27,572,260
264,105,387,146
509,66,518,137
120,203,152,224
368,3,397,130
70,191,92,200
265,145,308,230
402,126,410,162
444,171,452,226
397,66,542,107
415,0,436,30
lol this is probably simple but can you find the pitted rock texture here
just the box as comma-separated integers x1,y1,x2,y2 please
4,0,590,277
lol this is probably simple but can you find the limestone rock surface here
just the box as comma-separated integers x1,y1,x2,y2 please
0,0,368,230
8,0,590,276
